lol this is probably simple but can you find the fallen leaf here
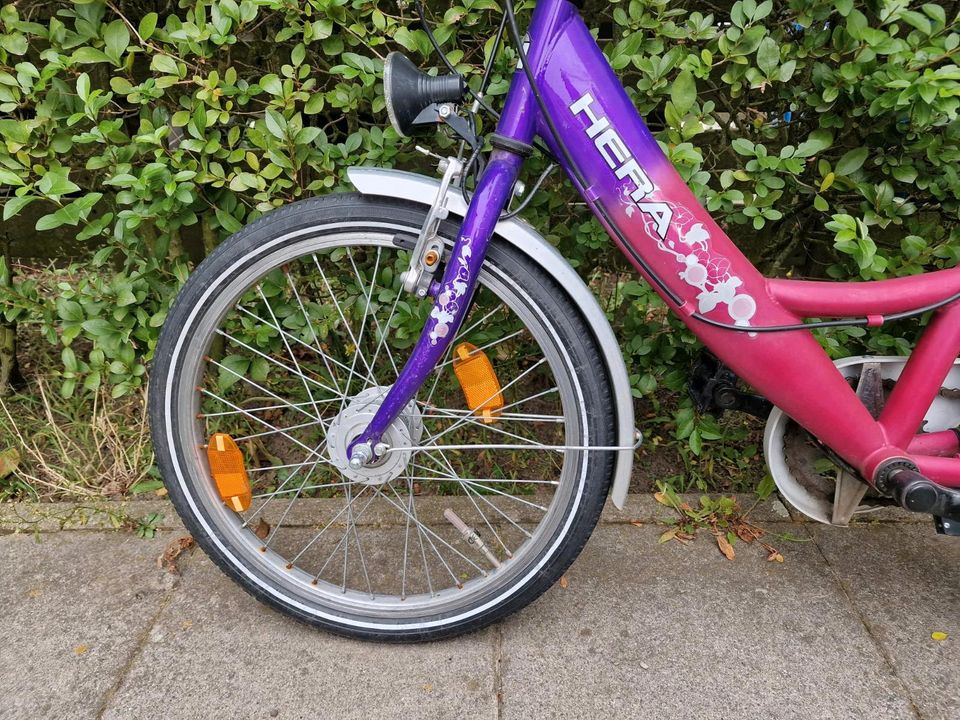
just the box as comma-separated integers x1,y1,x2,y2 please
0,447,20,479
559,575,569,589
158,535,195,575
73,644,89,656
630,520,644,528
154,487,168,498
658,527,679,544
766,549,784,563
932,631,948,641
716,533,736,561
653,491,672,507
734,522,763,544
253,518,271,540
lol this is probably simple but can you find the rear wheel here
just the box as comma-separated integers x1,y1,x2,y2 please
149,194,616,641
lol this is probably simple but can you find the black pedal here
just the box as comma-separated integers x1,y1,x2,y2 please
688,352,772,419
935,516,960,536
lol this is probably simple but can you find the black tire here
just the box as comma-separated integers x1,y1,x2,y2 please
148,194,616,641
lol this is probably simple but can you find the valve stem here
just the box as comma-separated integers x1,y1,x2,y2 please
444,508,501,569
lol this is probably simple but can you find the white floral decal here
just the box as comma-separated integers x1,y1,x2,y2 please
428,236,472,344
625,192,757,328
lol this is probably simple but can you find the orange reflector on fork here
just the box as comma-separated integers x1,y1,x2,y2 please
452,342,503,423
207,433,252,512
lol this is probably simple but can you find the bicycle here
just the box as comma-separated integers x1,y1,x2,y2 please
149,0,960,641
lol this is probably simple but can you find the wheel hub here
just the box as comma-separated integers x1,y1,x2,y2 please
327,386,423,485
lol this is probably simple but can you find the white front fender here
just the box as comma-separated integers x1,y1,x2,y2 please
347,166,636,508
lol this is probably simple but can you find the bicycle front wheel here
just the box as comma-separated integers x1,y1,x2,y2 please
149,194,616,641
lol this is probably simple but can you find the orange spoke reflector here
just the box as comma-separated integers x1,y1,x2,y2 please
452,342,503,423
207,433,252,512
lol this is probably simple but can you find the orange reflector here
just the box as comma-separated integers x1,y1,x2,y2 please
452,343,503,423
207,433,252,512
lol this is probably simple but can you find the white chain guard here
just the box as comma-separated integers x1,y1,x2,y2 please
763,355,960,525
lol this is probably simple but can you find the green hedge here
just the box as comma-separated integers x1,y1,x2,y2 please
0,0,958,403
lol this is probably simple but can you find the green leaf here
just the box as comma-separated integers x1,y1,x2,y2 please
215,207,242,233
264,109,287,139
731,138,755,156
218,354,250,390
756,37,779,75
259,74,283,96
2,195,34,220
139,12,158,40
0,34,27,56
891,165,918,183
795,129,833,158
76,72,90,102
0,168,23,186
0,448,20,480
38,172,80,198
304,93,325,115
150,54,180,76
670,70,697,115
103,20,130,63
56,298,84,323
835,147,868,176
72,47,113,64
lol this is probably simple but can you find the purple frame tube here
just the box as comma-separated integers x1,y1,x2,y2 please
352,0,960,489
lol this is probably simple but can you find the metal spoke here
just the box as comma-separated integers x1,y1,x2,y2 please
312,253,378,389
199,397,340,419
417,452,514,559
418,358,549,448
433,328,527,371
285,268,345,395
199,388,326,460
347,246,399,387
407,477,433,596
215,330,343,401
256,283,325,420
418,409,564,423
233,416,328,443
382,482,482,583
251,478,357,499
344,482,374,597
301,485,377,572
262,439,331,549
411,460,533,540
418,404,555,447
234,305,353,382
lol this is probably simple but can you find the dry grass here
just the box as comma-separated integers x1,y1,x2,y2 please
0,379,155,501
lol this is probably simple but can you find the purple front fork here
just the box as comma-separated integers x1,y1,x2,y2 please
348,149,526,459
348,2,552,461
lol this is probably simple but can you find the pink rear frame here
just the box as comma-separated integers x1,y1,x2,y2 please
523,0,960,488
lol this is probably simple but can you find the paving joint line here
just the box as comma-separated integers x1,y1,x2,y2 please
805,525,926,720
94,573,182,719
493,622,505,720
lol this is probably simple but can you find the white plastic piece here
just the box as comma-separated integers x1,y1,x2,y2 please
764,355,960,525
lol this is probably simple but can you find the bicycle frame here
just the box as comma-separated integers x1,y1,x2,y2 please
353,0,960,490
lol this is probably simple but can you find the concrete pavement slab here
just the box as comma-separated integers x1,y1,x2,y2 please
810,523,960,720
0,532,174,720
498,523,918,720
101,554,497,720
